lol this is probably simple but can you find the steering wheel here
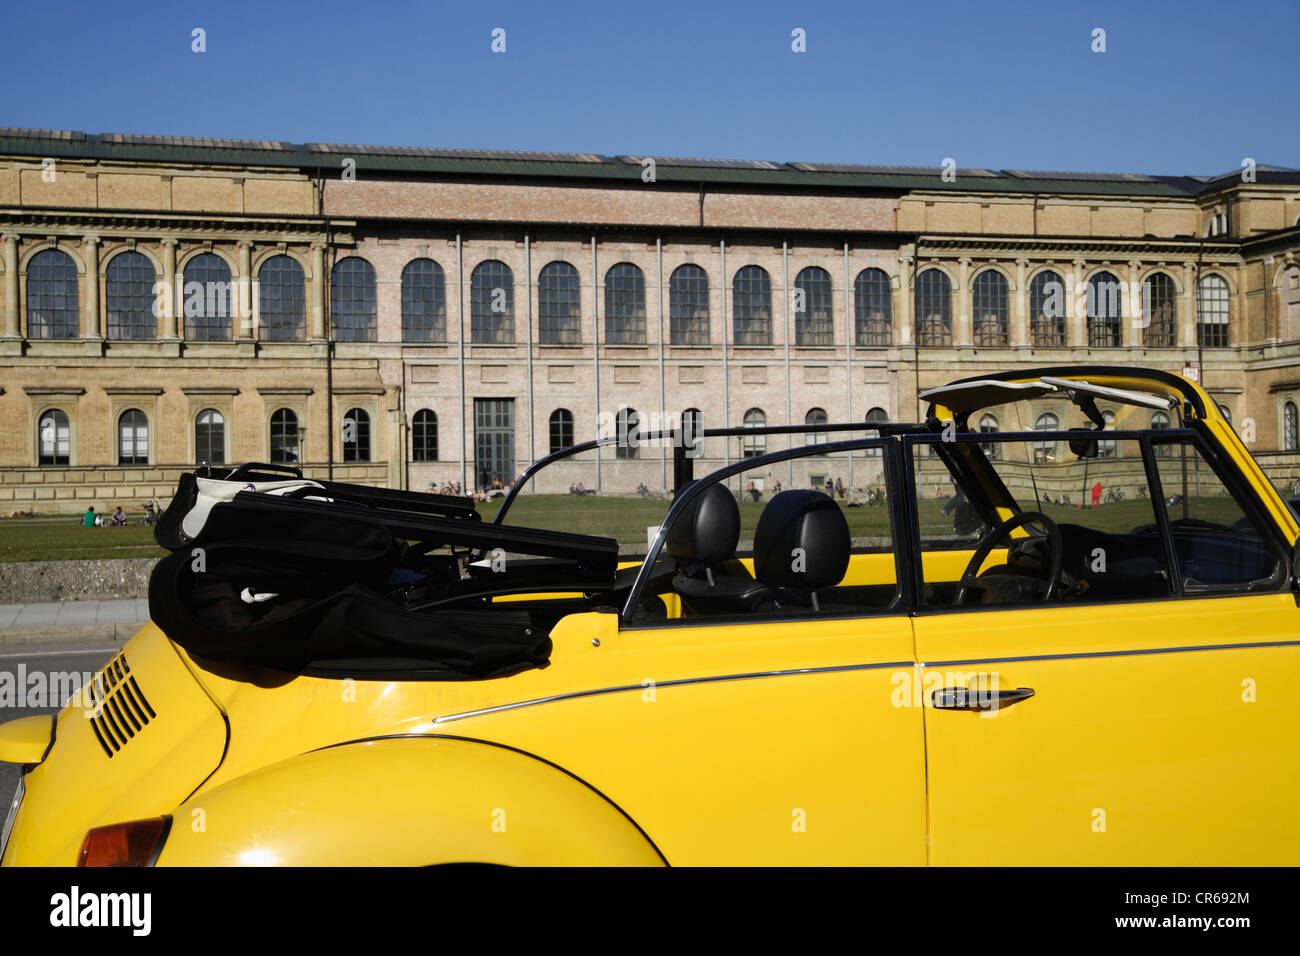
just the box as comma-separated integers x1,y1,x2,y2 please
954,511,1064,605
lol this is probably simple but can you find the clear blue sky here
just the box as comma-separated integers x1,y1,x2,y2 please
3,0,1295,175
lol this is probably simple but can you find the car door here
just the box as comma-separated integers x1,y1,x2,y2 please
908,430,1300,865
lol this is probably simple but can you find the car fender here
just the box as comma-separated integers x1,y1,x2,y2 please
157,735,667,866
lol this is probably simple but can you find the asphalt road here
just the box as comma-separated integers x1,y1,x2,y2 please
0,643,118,818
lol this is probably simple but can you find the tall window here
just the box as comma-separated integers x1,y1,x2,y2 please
258,254,305,342
669,264,709,345
794,267,833,346
412,409,438,462
1151,411,1172,457
195,408,225,465
615,407,640,460
742,408,766,458
538,261,581,345
548,408,573,453
604,263,646,344
117,409,148,465
854,268,891,346
342,408,371,462
865,407,888,457
106,251,156,340
732,265,772,346
470,260,514,343
979,413,999,459
915,269,952,346
38,409,70,465
401,259,446,343
1284,403,1297,452
1142,272,1177,347
270,408,299,464
805,407,829,449
330,257,377,343
1197,275,1230,348
1033,412,1059,463
971,270,1009,346
183,252,233,341
1029,270,1066,346
26,249,79,340
1087,271,1122,347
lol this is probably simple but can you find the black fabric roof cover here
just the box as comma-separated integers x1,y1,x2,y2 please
149,470,552,679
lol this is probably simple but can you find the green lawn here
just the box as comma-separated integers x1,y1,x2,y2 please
0,520,168,563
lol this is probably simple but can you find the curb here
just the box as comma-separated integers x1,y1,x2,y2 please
0,621,147,648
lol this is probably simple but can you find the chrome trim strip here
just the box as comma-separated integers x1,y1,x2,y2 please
924,638,1300,669
432,660,913,724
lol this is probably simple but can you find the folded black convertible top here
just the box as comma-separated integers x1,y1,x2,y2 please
149,464,618,679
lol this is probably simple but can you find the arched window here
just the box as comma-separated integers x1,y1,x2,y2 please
1097,410,1117,459
412,409,438,462
258,254,305,342
470,260,514,343
794,267,833,346
805,407,828,448
1142,272,1177,347
106,251,156,340
26,249,79,340
538,261,581,345
1286,403,1298,452
1197,275,1230,348
681,408,703,453
269,408,299,464
732,265,772,346
1034,412,1059,463
742,408,766,458
915,269,952,346
979,413,999,459
1029,270,1066,346
669,264,709,345
330,257,376,342
38,409,70,465
615,407,640,460
1151,410,1172,457
183,252,233,341
117,409,148,465
971,270,1009,346
854,268,891,346
1087,271,1122,347
342,408,371,462
401,259,446,343
865,407,888,457
604,263,646,344
195,408,225,465
548,408,573,454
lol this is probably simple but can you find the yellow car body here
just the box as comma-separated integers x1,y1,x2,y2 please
2,366,1297,866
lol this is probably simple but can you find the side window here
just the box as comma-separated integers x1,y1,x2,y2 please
912,436,1173,608
1151,438,1285,591
649,443,899,622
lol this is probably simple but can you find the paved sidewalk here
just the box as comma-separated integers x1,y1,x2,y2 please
0,598,149,645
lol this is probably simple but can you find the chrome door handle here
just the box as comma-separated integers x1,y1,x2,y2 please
931,686,1035,710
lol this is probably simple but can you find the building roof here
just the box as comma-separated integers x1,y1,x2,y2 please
2,127,1298,198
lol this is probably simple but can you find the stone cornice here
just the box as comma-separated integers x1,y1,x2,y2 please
23,386,86,396
0,208,352,244
103,386,165,395
917,234,1244,260
181,386,240,396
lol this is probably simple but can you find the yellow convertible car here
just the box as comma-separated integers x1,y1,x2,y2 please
2,365,1297,866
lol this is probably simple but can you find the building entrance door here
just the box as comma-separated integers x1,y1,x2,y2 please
474,398,515,492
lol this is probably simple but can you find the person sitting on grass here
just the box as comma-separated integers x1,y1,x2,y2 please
111,505,127,527
82,506,97,528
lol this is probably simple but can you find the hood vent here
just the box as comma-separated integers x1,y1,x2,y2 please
87,653,156,758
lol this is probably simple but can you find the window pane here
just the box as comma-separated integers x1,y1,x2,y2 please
669,265,709,345
539,261,580,345
1197,275,1230,348
470,260,514,343
270,409,299,463
342,408,370,462
1152,439,1284,590
183,253,233,341
742,408,766,458
915,270,951,346
402,259,446,343
854,268,891,346
106,251,156,340
971,270,1009,346
118,409,148,465
330,257,377,343
1029,271,1066,346
27,250,79,340
732,266,771,346
549,408,574,454
38,409,70,465
258,255,305,342
794,267,833,346
604,263,646,345
1087,271,1122,347
196,408,225,465
412,409,438,462
1141,272,1177,347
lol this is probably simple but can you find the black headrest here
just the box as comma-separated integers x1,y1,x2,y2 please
753,491,850,590
666,483,740,564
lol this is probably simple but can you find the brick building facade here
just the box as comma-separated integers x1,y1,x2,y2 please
1,128,1299,512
